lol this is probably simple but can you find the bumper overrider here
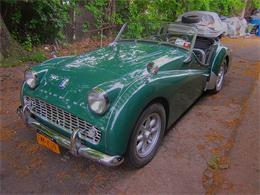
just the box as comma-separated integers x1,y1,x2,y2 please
17,105,124,167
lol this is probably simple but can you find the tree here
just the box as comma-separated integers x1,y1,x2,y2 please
0,14,25,61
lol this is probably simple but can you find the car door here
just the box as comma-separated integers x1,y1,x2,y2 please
164,54,209,125
168,54,208,119
181,54,209,103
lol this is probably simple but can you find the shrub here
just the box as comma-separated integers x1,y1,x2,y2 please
1,0,69,45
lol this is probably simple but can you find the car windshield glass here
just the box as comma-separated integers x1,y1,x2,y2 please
115,23,197,52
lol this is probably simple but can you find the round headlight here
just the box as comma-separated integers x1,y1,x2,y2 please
25,70,37,88
88,89,109,115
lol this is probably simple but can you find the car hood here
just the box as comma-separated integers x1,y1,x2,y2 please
25,41,187,126
35,41,187,93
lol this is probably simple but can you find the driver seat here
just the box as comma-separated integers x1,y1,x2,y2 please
193,48,206,64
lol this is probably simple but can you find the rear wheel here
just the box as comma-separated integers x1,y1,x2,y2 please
211,59,227,93
127,103,166,168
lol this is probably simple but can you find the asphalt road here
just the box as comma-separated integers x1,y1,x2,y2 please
0,37,259,194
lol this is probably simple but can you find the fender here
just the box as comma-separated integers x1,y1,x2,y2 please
205,44,230,90
225,48,232,72
105,76,158,155
105,69,207,155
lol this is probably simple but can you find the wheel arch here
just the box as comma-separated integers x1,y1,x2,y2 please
123,96,169,160
105,78,171,156
205,46,229,90
146,97,170,128
224,48,232,73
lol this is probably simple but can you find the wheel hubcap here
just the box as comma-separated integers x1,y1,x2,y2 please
216,65,225,91
136,113,161,158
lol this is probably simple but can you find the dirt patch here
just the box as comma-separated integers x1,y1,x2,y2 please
205,131,225,142
202,38,260,194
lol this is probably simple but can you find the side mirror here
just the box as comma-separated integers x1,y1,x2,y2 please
146,62,159,75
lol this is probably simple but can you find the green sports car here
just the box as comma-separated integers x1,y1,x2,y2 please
17,22,231,168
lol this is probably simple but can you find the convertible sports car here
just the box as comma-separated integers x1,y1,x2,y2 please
17,21,231,168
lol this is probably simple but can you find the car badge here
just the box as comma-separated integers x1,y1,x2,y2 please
55,119,60,125
59,78,69,89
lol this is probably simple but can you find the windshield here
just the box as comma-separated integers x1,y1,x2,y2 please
114,23,197,53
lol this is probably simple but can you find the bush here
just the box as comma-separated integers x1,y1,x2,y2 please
21,51,47,63
1,0,69,45
1,0,257,50
0,50,47,67
113,0,247,37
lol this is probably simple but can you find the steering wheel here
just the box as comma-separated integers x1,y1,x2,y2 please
166,34,190,44
167,36,179,43
150,35,164,42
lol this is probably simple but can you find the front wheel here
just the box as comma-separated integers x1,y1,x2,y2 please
126,103,166,168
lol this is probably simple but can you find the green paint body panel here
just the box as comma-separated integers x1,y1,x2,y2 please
21,40,230,156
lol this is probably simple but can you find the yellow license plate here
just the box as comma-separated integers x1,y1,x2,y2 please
37,133,60,154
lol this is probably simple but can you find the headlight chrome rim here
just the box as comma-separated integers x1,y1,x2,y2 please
25,70,37,89
88,88,109,115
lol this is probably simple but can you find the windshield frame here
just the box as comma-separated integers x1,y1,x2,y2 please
113,23,198,55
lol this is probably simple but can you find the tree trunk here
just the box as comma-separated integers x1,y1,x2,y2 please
0,13,25,61
241,0,249,17
72,8,76,40
112,0,116,18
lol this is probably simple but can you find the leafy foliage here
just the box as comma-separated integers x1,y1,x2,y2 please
113,0,247,37
2,0,258,67
21,51,47,63
0,50,47,67
1,0,257,48
252,0,260,8
84,0,108,27
1,0,69,46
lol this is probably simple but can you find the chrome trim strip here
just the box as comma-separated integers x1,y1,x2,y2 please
70,128,81,156
17,105,124,167
205,72,217,90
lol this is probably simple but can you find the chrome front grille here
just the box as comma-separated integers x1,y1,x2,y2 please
24,96,101,144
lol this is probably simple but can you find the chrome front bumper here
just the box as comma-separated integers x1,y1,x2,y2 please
17,105,124,167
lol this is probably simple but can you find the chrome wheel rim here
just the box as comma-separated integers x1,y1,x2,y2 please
216,65,225,91
136,113,161,158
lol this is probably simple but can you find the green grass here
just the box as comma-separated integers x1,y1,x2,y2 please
21,51,47,63
0,51,47,68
